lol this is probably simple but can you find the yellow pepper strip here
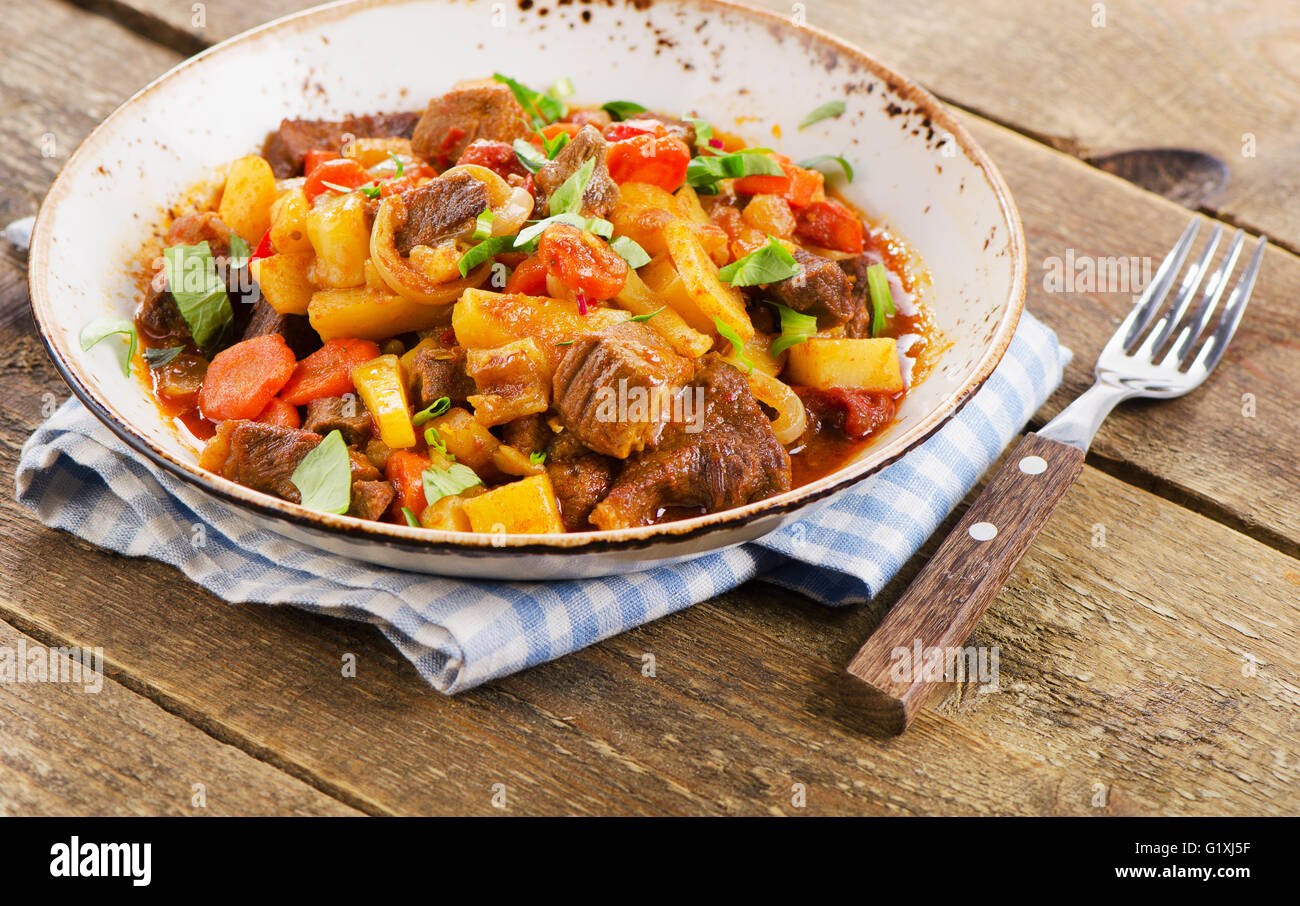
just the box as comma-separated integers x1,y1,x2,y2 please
351,354,415,449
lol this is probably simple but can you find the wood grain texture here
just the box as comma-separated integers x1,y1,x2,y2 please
0,618,359,816
0,0,1293,816
845,434,1087,732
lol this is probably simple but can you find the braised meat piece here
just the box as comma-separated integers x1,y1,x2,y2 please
303,396,373,446
534,125,619,218
551,322,692,459
198,421,322,504
392,171,489,256
590,355,792,529
409,344,476,408
545,432,618,531
411,80,531,166
136,286,191,347
766,248,856,326
262,111,420,178
348,480,395,521
501,414,553,457
164,211,234,258
241,298,321,358
836,251,888,339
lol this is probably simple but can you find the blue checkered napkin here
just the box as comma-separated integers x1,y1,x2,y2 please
15,313,1066,693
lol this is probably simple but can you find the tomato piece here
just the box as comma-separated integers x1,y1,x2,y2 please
537,223,629,300
794,199,865,254
378,175,419,198
606,134,691,193
303,158,368,203
505,252,549,295
781,163,825,207
254,396,302,429
198,334,297,422
457,139,527,180
800,387,895,439
602,119,669,142
303,149,340,177
279,338,383,406
249,228,274,262
385,450,431,521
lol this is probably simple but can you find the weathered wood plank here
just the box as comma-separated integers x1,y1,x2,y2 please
0,618,360,816
90,0,1300,249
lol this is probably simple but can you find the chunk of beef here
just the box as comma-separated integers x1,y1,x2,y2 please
262,111,420,178
766,248,856,326
241,298,321,358
534,125,619,218
590,355,792,529
303,396,372,446
348,480,395,521
199,421,321,503
410,344,476,408
136,286,191,347
411,80,531,166
551,322,693,459
545,432,618,531
836,251,887,339
465,338,551,427
501,414,553,456
392,171,488,256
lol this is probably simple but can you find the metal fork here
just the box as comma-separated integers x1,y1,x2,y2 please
843,216,1266,733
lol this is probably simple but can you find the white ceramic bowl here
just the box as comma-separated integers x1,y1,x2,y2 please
30,0,1025,579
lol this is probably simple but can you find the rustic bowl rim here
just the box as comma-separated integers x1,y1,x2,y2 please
28,0,1027,554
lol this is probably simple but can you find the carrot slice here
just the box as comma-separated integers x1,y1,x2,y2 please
279,338,382,406
198,334,296,422
255,396,302,429
385,449,431,521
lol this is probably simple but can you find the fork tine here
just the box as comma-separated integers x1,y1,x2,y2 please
1191,238,1266,374
1161,229,1244,368
1119,218,1200,352
1148,224,1222,355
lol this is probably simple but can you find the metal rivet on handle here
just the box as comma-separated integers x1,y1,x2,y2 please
969,522,998,541
1019,455,1048,475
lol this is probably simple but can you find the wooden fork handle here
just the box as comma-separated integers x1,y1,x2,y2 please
843,433,1086,733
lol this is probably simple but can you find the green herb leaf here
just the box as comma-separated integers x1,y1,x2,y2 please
767,302,819,356
412,396,451,427
357,182,382,199
512,139,550,174
422,462,482,505
457,235,516,277
685,151,784,193
227,235,252,270
548,155,596,216
80,316,138,377
143,345,184,368
548,77,575,100
713,316,753,374
866,262,895,338
473,208,496,241
290,430,351,515
797,154,854,182
512,211,589,250
682,115,714,149
555,339,574,346
610,235,651,268
629,306,665,323
163,242,234,349
319,180,356,195
717,236,802,286
602,100,648,121
799,100,846,129
529,451,547,465
388,151,405,178
401,506,420,527
493,73,565,127
539,128,570,160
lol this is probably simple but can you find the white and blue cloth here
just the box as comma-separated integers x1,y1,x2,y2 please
15,313,1066,693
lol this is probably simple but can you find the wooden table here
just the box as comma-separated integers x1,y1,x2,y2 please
2,0,1296,817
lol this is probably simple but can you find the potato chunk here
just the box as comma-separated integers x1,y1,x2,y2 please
462,473,565,534
784,338,904,393
218,155,277,243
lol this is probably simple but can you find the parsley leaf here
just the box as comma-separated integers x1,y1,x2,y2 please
163,242,234,349
493,73,565,127
717,237,802,286
548,156,596,216
602,100,647,121
610,235,651,268
685,151,783,193
422,462,482,505
797,154,854,182
866,263,896,338
512,211,596,251
682,115,714,149
799,100,846,129
80,317,138,377
290,430,351,515
713,317,753,374
227,235,252,269
539,128,570,160
767,302,819,356
412,396,451,426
